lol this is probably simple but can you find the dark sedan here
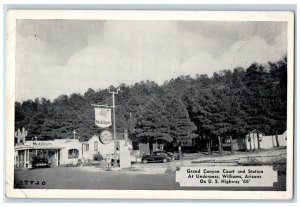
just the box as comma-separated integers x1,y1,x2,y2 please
166,152,180,160
31,157,50,168
141,151,173,163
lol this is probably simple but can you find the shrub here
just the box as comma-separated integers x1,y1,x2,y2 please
48,157,57,167
93,152,103,161
61,163,76,167
76,159,82,166
81,159,90,166
165,166,180,174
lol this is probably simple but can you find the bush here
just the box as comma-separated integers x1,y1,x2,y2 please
165,166,180,174
76,159,82,166
93,152,103,161
81,159,90,166
61,163,76,167
48,157,57,167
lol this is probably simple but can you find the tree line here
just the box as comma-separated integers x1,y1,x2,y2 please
15,57,287,153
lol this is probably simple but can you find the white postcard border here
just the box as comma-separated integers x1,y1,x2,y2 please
5,10,294,199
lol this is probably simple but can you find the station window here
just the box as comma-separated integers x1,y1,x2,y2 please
68,149,79,159
94,141,98,151
85,144,89,151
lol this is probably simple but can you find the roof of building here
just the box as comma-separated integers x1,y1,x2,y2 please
14,144,64,150
248,129,265,136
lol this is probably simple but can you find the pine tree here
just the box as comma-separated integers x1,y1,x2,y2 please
134,97,170,153
14,57,288,153
162,94,197,148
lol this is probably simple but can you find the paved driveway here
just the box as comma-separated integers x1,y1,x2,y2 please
14,167,180,190
14,165,285,191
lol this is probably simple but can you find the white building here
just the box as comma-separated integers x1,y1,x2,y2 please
14,139,83,168
14,130,132,169
244,129,287,151
260,131,287,149
82,134,132,161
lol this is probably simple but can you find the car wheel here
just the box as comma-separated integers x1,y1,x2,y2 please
162,158,168,163
142,159,148,164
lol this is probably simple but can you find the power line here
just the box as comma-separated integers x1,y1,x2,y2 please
94,96,113,105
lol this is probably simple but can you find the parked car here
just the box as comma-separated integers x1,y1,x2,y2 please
142,151,173,163
32,157,50,168
166,152,180,160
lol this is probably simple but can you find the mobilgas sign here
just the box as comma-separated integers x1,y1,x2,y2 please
95,108,112,128
33,141,52,146
100,130,113,144
27,141,53,147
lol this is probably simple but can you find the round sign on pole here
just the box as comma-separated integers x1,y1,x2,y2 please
100,130,113,144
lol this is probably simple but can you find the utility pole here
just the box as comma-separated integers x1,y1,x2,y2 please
109,88,120,168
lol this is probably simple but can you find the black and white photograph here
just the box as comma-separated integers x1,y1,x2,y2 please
5,10,294,199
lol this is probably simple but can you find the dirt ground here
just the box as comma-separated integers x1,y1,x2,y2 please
63,147,288,174
14,147,287,190
183,147,286,160
130,147,287,174
14,164,286,190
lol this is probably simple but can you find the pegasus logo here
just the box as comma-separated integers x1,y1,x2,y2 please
98,109,110,117
95,108,112,128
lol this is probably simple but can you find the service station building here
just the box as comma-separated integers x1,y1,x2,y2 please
14,128,132,169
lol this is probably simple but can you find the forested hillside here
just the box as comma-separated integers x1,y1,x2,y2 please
15,57,287,151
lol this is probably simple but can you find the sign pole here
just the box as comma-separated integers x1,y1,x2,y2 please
93,88,120,168
112,92,117,167
109,88,120,168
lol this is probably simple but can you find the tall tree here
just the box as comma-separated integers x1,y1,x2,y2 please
134,97,170,153
161,94,197,148
14,57,288,154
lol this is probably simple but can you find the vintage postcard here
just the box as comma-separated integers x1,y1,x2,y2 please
5,10,294,199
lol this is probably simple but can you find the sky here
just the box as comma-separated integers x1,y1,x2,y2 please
15,20,287,102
